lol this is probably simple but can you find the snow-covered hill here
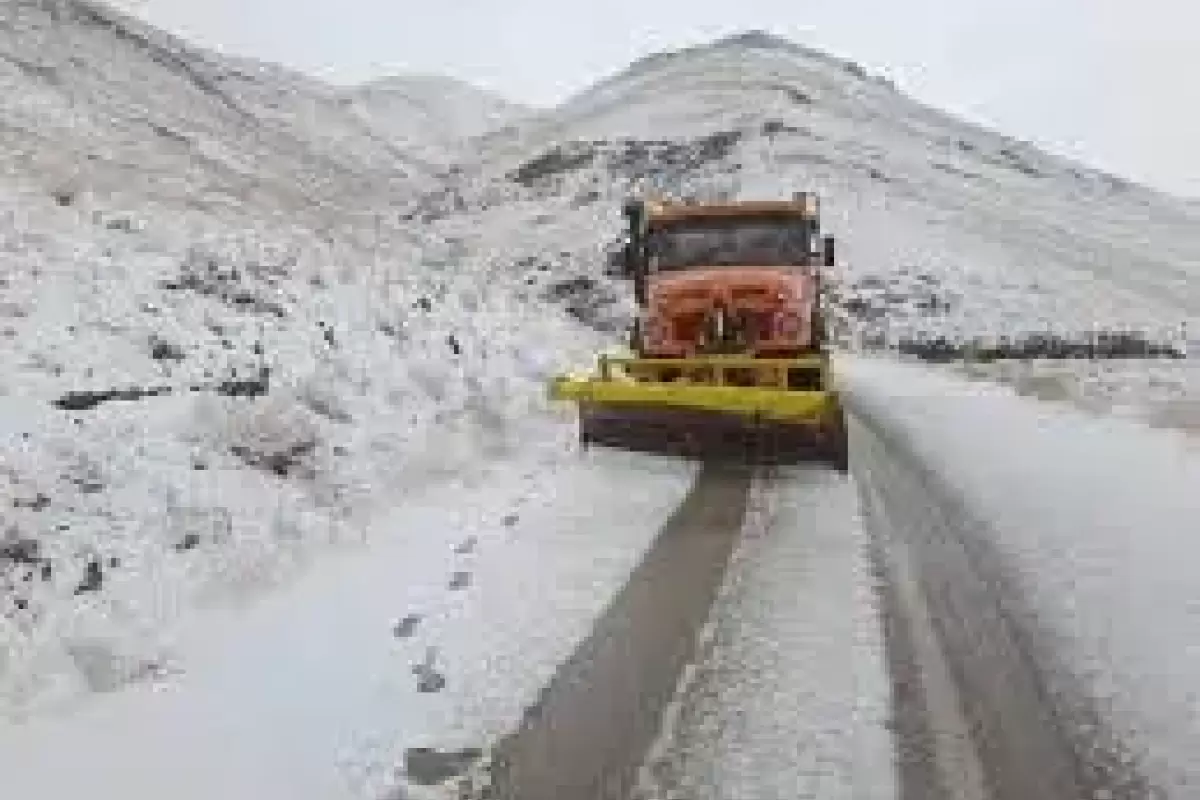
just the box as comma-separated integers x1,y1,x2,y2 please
0,0,589,719
339,74,531,165
0,0,443,229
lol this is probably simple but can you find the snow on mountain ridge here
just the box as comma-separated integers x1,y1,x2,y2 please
0,0,449,227
338,73,532,165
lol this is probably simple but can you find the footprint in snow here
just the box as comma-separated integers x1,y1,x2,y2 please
393,613,422,639
412,646,446,693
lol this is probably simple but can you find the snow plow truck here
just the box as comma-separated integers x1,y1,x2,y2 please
548,193,848,470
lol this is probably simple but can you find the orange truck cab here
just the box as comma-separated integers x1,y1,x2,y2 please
622,195,836,360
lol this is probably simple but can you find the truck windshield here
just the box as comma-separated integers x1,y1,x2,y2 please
647,220,813,270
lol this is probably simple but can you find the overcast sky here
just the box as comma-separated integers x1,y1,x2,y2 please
111,0,1198,198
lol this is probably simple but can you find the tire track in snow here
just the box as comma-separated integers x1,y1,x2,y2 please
633,466,895,800
480,463,752,800
846,409,1146,799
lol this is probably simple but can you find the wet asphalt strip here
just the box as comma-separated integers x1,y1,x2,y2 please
473,462,753,800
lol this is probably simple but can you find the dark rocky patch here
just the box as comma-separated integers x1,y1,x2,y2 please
148,335,186,361
954,137,1045,179
146,120,190,145
159,250,288,318
776,85,812,104
0,52,58,82
572,188,603,207
508,130,745,191
53,366,269,412
509,142,598,187
63,460,105,495
213,366,271,398
74,557,104,595
448,570,471,590
761,119,812,137
104,216,136,232
830,271,956,324
894,331,1186,363
53,385,173,411
404,747,483,786
229,437,316,479
930,161,983,181
984,146,1044,178
605,131,744,181
174,532,201,552
540,274,621,332
12,492,50,512
1,534,45,571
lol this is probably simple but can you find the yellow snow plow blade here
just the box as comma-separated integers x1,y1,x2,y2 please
549,373,832,421
548,353,847,469
549,353,834,421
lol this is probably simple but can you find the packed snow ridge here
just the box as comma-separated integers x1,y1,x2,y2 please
1,0,1198,772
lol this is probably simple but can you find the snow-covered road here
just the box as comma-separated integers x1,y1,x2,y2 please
635,466,894,800
842,353,1200,798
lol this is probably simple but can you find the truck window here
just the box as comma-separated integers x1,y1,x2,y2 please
647,220,812,271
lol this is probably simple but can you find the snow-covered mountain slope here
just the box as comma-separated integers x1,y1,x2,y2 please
0,0,436,228
339,74,531,164
0,0,595,718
